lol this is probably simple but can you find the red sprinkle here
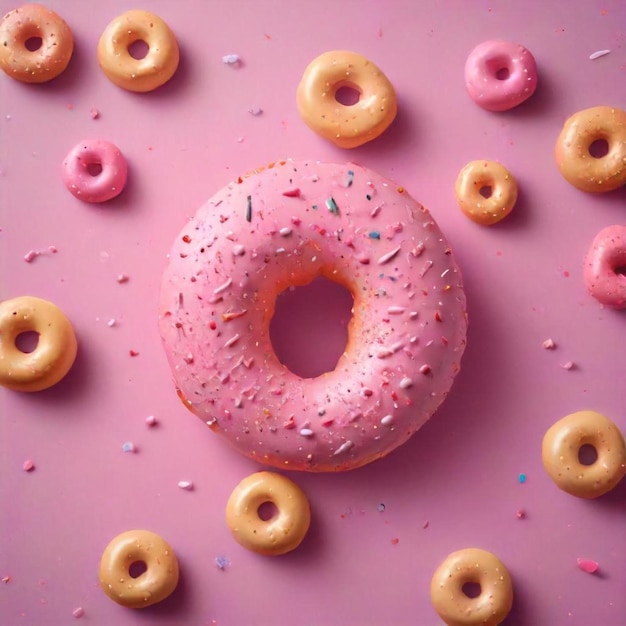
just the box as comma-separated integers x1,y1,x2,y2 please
209,320,217,330
129,350,139,357
577,558,599,574
515,509,525,519
182,235,191,243
391,537,400,545
23,460,35,472
282,188,301,197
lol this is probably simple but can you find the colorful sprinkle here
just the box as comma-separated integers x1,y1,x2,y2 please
326,196,339,214
145,415,158,427
518,473,527,484
107,319,116,327
391,537,400,545
129,350,139,357
543,338,556,350
178,480,194,490
333,440,354,456
343,170,355,187
516,510,526,519
387,306,405,315
215,555,230,570
232,244,245,256
117,274,129,283
2,576,10,583
419,364,431,375
23,250,39,262
121,442,136,453
72,607,85,619
577,558,599,574
299,428,314,437
282,188,301,197
246,195,252,222
214,277,233,295
279,227,292,237
23,460,35,472
381,415,394,426
399,377,413,389
222,309,247,322
248,107,263,116
377,503,386,512
222,54,240,65
589,49,610,60
368,231,381,239
377,246,401,265
224,334,240,348
561,361,575,370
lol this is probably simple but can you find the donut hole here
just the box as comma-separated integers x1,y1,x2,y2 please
578,443,598,466
462,581,482,598
479,185,493,199
128,560,148,578
615,266,626,277
24,37,43,52
257,501,279,521
270,276,353,379
588,139,609,159
86,162,103,177
495,67,510,80
128,39,149,60
15,331,39,353
335,82,362,106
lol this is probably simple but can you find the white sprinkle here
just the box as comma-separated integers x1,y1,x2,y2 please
411,242,425,257
224,334,240,348
276,247,286,254
440,268,450,278
371,204,383,217
387,306,405,315
222,54,240,65
299,428,314,437
419,260,433,277
409,311,419,319
145,415,158,427
279,227,292,237
333,441,354,456
248,107,263,116
589,49,610,60
419,364,431,375
543,338,556,350
232,244,245,256
23,250,39,263
117,274,129,283
378,246,401,265
72,607,84,618
206,417,217,427
390,341,404,353
399,377,413,389
107,318,116,327
381,415,394,426
375,347,393,359
178,481,194,490
561,361,575,370
121,441,136,453
214,277,233,295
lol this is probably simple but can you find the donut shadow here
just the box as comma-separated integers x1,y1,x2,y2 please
500,574,530,626
587,475,626,513
484,181,533,231
101,157,141,212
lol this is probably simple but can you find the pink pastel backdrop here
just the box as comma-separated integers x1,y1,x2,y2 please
1,1,625,625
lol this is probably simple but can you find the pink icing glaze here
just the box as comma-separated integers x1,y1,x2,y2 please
61,139,128,203
584,225,626,309
159,160,467,471
464,40,538,112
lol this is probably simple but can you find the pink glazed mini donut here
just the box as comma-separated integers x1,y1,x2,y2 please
584,225,626,309
465,40,538,112
62,140,128,203
159,160,468,472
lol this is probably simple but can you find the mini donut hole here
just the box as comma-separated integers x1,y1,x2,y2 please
578,443,598,466
86,162,103,176
257,501,279,521
486,57,511,80
128,560,148,578
334,82,362,106
479,185,493,198
588,138,609,159
15,330,39,353
615,265,626,277
127,39,149,60
462,581,482,598
495,67,510,80
24,37,43,52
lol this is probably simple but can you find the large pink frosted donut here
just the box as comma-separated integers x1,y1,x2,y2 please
159,160,467,472
584,225,626,309
465,40,538,112
62,139,128,203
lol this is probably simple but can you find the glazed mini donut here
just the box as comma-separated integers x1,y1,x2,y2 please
0,296,77,392
555,106,626,193
226,471,311,556
584,225,626,308
0,3,73,83
430,548,514,626
62,139,128,203
465,40,537,112
296,50,397,148
97,10,179,92
455,160,517,226
159,160,467,472
542,410,626,499
99,530,179,608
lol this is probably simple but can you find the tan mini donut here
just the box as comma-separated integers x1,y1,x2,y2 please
430,548,514,626
97,10,179,92
226,471,311,556
0,296,77,392
99,529,179,608
555,105,626,193
296,50,397,148
542,410,626,499
0,3,73,83
455,160,518,226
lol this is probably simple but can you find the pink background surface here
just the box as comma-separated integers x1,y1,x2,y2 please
1,1,625,624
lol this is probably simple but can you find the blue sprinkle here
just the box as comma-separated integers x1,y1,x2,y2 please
325,197,339,214
122,441,136,453
215,555,230,570
312,204,318,210
377,503,386,512
343,170,354,187
368,231,381,239
388,275,397,281
518,473,527,484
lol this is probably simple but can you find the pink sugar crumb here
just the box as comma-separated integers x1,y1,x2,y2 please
129,350,139,357
24,250,39,263
145,415,158,427
23,460,35,472
577,558,599,574
561,361,575,370
516,509,526,519
1,576,10,583
117,274,129,283
72,607,85,618
90,108,100,119
543,338,556,350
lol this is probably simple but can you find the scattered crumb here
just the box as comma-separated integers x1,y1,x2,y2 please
222,54,240,65
543,338,556,350
577,558,599,574
5,114,11,121
248,107,263,116
145,415,158,427
377,26,383,39
236,136,245,143
215,556,230,570
117,274,129,283
518,473,527,484
90,108,100,119
48,245,57,253
1,576,10,583
72,607,84,618
391,537,399,545
178,480,194,490
516,509,526,519
23,460,35,472
24,250,39,263
423,521,429,529
66,103,74,110
589,49,610,60
129,350,139,357
121,442,136,453
561,361,575,370
107,319,116,327
377,503,386,512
